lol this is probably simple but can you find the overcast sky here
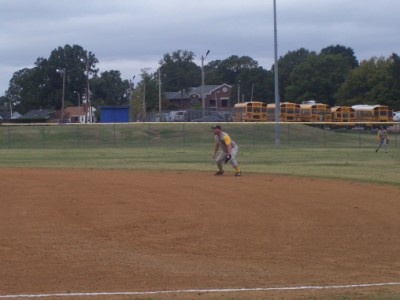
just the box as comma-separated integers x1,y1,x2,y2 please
1,0,399,96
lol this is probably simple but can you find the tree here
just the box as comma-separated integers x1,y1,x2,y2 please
205,55,270,103
130,69,159,121
320,44,358,68
276,48,313,101
387,53,400,109
234,67,274,103
205,55,259,85
335,56,399,108
91,70,130,106
0,96,7,108
5,44,98,114
286,53,353,106
159,50,200,92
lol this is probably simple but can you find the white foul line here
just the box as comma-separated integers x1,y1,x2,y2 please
1,282,400,298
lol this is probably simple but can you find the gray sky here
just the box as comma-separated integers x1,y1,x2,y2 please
1,0,399,96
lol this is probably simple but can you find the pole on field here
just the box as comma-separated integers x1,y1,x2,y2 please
273,0,280,146
201,50,210,117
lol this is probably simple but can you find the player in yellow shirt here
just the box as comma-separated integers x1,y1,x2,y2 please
211,125,241,176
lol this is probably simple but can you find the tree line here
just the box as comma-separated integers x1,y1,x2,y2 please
1,44,400,116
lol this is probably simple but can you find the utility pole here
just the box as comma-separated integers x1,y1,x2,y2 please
237,80,241,103
143,79,146,121
201,50,210,116
56,68,66,124
81,57,90,123
158,67,162,113
273,0,280,146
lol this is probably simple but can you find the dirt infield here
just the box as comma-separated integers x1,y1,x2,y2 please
1,168,400,299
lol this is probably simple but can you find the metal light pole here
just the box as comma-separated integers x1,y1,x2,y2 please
81,58,90,123
158,66,162,113
9,102,13,119
237,80,241,103
143,78,146,121
273,0,280,146
74,91,80,107
201,50,210,116
130,75,136,89
56,68,66,124
129,75,135,122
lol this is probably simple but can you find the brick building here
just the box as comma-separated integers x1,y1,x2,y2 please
164,84,231,111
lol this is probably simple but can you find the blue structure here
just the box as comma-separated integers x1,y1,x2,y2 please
100,106,130,123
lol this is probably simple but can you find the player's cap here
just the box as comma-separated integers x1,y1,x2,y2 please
211,125,221,130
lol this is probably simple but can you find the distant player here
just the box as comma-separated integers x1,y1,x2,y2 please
211,125,241,176
376,125,389,153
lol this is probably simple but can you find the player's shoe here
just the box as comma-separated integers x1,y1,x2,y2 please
234,171,242,177
214,170,224,176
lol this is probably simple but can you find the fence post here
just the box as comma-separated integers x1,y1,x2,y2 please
113,123,116,146
147,123,151,146
42,126,45,148
77,125,80,148
182,123,186,147
252,124,255,146
7,126,10,148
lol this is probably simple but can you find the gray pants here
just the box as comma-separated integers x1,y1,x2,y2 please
376,139,387,152
215,146,238,169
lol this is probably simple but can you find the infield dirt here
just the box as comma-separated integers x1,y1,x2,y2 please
1,168,400,299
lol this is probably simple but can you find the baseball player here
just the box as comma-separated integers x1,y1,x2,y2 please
376,125,389,153
211,125,241,176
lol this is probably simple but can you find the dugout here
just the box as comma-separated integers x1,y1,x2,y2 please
100,106,130,123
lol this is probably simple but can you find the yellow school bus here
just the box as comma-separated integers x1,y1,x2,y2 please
300,101,331,122
266,103,276,121
352,105,393,123
232,101,267,122
281,102,301,121
330,106,355,122
266,102,301,121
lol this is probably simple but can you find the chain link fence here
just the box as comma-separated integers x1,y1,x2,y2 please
0,122,399,150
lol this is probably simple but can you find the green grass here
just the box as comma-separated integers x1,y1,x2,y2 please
0,122,399,185
2,122,398,149
0,145,398,185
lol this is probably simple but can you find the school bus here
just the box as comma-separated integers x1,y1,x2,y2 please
266,103,276,121
352,105,393,123
232,101,267,122
330,106,355,123
266,102,301,121
281,102,301,121
300,101,331,122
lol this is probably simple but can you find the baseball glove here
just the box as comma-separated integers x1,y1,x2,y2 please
224,154,232,163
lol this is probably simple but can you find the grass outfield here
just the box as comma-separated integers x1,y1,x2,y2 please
0,146,398,186
0,122,398,185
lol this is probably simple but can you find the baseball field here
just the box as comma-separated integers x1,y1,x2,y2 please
0,123,399,300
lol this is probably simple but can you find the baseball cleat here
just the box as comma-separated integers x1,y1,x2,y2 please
214,170,224,176
234,172,242,177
